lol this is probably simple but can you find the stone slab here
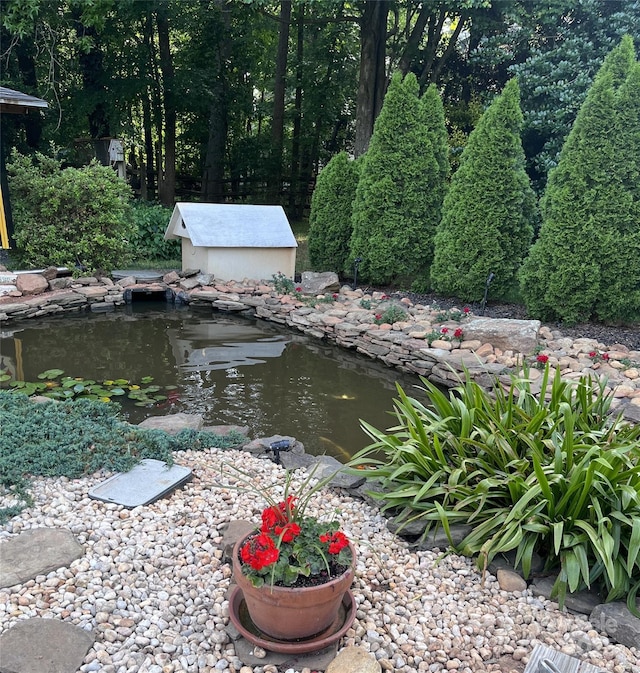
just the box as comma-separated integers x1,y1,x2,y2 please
590,601,640,651
112,269,164,282
0,618,95,673
88,459,192,508
523,643,604,673
137,412,204,433
0,529,84,588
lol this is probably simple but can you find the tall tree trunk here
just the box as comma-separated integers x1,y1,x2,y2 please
288,4,304,217
354,0,388,157
269,0,291,202
202,1,231,203
156,4,176,207
15,42,43,148
142,92,155,200
397,4,431,76
72,9,110,140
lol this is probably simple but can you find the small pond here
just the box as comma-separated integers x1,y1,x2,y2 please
0,303,423,460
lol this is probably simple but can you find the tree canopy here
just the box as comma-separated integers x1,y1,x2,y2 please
3,1,639,209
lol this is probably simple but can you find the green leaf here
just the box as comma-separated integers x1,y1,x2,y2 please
37,368,65,380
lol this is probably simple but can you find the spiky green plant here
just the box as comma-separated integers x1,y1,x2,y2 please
350,368,640,611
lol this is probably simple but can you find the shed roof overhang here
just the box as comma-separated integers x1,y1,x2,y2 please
0,86,48,114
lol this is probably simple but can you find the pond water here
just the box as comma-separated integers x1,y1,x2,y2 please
0,303,423,460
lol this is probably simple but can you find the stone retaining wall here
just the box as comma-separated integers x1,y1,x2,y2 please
1,269,639,423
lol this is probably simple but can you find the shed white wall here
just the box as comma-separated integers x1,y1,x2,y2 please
181,239,296,281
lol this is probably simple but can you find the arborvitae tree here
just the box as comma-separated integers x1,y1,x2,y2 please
347,72,446,288
430,78,537,301
308,152,360,272
520,36,640,324
423,83,450,194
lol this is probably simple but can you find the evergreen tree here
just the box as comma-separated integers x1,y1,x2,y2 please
422,82,449,221
430,78,537,301
520,36,640,324
308,152,360,272
347,72,446,288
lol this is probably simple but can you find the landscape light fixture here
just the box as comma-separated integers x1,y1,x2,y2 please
480,271,495,316
352,257,362,290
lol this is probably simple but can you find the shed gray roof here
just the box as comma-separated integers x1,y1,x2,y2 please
0,86,48,114
165,203,297,248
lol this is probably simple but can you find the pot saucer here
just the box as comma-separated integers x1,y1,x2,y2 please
228,586,356,654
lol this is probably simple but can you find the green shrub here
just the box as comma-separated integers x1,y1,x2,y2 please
7,151,136,273
0,392,245,522
308,152,360,273
128,200,180,262
373,304,407,325
347,72,448,287
520,36,640,325
350,369,640,609
430,78,538,301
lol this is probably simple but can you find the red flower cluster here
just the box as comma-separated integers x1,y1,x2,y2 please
441,327,449,335
536,354,549,364
319,531,350,554
463,307,471,314
454,328,464,339
261,496,301,542
240,533,279,570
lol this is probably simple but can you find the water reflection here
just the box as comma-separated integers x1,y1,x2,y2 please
0,304,421,459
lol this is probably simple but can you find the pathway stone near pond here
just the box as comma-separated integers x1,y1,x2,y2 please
0,617,95,673
137,412,204,433
0,528,83,588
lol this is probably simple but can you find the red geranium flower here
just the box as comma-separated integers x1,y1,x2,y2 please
441,327,449,334
241,534,280,570
536,354,549,364
320,531,350,554
463,307,471,314
454,328,463,339
275,522,301,543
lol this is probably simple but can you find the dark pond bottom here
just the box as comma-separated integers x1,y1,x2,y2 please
0,303,423,460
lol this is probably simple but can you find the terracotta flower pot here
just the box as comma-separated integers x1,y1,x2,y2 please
232,535,356,641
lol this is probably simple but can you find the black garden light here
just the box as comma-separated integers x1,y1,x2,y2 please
480,271,495,316
352,257,362,290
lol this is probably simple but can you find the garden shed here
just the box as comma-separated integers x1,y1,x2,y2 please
164,203,297,282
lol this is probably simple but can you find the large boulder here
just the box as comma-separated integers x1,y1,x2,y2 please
16,273,49,296
461,317,541,354
300,271,340,294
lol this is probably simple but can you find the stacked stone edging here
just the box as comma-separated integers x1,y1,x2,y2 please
1,269,639,422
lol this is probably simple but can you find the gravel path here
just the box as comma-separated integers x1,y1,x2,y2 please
0,448,638,673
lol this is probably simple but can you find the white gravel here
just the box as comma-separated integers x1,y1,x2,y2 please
1,448,638,673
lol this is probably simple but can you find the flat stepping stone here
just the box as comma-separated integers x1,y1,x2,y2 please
88,459,192,508
0,529,83,588
111,269,164,282
137,412,204,434
0,618,95,673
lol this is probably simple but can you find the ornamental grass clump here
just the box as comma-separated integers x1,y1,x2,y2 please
224,464,353,589
349,367,640,611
